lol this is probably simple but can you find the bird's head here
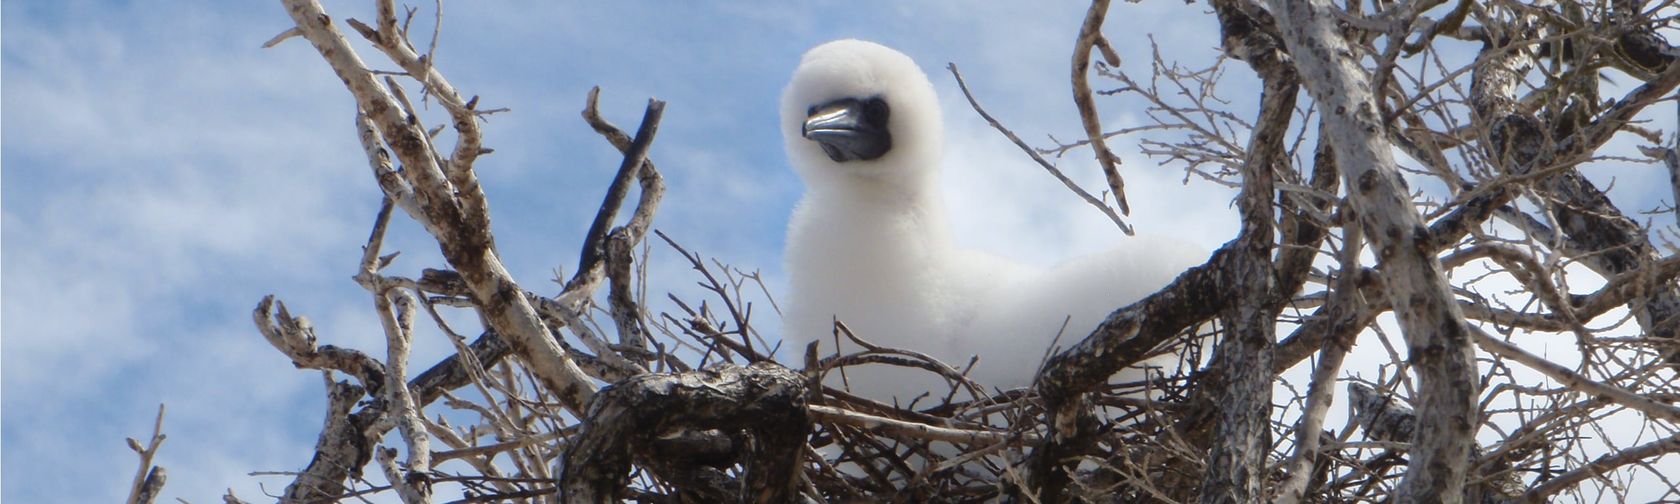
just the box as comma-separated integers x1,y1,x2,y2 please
781,39,943,191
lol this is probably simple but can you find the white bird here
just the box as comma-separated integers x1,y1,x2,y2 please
780,39,1204,406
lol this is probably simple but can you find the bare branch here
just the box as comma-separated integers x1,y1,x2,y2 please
1471,325,1680,422
1268,0,1481,500
124,404,169,504
949,63,1134,235
282,0,600,414
560,362,807,503
1072,0,1131,215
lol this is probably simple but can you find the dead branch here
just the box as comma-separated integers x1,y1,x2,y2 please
560,362,808,503
124,404,168,504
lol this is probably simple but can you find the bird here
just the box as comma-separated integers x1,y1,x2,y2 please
779,39,1205,407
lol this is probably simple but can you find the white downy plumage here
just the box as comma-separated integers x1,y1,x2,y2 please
780,39,1205,405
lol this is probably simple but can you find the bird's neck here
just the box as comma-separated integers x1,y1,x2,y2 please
787,177,956,284
784,179,958,346
797,179,952,251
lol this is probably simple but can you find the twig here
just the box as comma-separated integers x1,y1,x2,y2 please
125,404,169,504
375,290,432,503
1072,0,1131,215
260,27,302,48
1275,224,1362,504
809,405,1033,445
1471,325,1680,422
1521,431,1680,502
569,97,665,293
656,229,760,358
948,63,1134,235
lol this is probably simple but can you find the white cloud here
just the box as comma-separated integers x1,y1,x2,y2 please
2,2,383,501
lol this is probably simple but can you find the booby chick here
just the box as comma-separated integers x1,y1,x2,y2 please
780,39,1204,405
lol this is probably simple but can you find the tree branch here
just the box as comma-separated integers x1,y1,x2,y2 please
560,362,808,503
1267,0,1480,500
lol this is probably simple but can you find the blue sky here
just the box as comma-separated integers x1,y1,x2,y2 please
4,1,1675,502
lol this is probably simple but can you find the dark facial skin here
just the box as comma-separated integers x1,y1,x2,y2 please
802,96,892,162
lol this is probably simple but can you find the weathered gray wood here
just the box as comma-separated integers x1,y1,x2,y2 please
282,381,373,503
1265,0,1480,501
281,0,600,416
1199,2,1293,499
560,362,808,503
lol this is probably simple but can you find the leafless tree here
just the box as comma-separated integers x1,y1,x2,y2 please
199,0,1680,502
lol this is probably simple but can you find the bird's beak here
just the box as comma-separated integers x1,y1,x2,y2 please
802,99,891,162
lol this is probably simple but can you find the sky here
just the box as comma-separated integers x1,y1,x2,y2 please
1,1,1675,502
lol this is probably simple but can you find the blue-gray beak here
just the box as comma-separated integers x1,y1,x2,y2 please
802,97,891,162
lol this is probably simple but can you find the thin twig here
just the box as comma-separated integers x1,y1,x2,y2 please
949,63,1134,235
1072,0,1131,215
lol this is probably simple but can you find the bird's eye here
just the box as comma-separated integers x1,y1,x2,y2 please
807,105,818,117
864,97,889,121
859,97,890,133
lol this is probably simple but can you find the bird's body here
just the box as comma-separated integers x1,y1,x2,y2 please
780,40,1203,404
